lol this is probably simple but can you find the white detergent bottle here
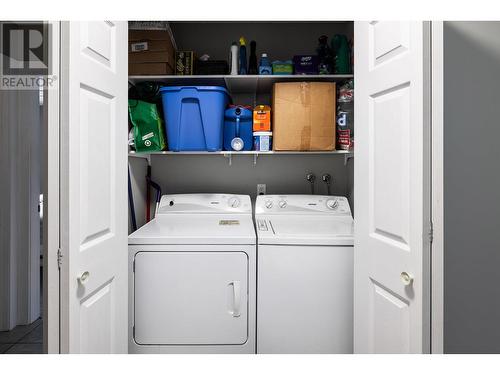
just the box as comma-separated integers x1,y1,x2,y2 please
230,42,239,75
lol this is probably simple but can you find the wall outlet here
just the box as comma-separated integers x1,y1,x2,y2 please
257,184,266,195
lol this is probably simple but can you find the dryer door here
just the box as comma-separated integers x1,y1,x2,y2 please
134,251,248,345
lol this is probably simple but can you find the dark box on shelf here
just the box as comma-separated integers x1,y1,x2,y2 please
293,55,319,75
194,60,229,75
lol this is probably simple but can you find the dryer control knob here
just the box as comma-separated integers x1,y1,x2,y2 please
228,196,241,208
265,200,273,209
326,199,339,210
278,200,287,208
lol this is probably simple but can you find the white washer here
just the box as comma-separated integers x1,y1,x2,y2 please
255,195,354,354
128,194,256,354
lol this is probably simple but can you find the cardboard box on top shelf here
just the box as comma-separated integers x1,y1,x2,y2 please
129,51,175,65
129,39,174,54
129,62,173,76
128,29,176,75
272,82,336,151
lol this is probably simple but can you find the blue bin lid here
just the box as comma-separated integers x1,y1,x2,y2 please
160,85,229,95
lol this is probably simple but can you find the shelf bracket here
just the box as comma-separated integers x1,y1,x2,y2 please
129,152,151,166
253,153,259,166
344,153,354,166
223,153,232,166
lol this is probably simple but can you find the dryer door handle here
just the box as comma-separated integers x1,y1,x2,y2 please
229,281,241,317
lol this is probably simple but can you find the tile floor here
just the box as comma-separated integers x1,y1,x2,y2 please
0,319,43,354
1,262,44,354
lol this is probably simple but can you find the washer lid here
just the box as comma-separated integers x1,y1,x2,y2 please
256,216,354,246
129,214,256,245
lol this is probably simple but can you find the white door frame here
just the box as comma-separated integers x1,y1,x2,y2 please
43,20,61,354
430,20,444,354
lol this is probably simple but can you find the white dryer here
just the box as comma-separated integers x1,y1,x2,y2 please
128,194,256,354
255,195,354,354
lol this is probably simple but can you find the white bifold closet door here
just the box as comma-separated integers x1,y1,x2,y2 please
354,21,431,354
59,21,128,353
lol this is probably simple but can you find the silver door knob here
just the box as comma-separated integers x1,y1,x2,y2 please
400,272,413,286
78,271,90,285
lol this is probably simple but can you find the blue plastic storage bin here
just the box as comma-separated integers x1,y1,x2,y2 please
160,86,230,151
223,106,253,151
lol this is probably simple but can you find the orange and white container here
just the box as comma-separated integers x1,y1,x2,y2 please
253,105,271,132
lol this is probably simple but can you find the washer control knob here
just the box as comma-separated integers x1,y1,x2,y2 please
278,200,287,208
265,200,273,209
326,199,339,210
228,196,240,208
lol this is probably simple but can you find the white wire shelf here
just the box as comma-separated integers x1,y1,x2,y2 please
128,74,353,94
128,150,354,166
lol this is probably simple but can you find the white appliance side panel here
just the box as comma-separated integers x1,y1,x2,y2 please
257,245,353,354
134,251,248,345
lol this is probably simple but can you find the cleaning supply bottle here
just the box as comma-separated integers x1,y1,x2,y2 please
258,53,272,75
332,34,351,74
316,35,333,74
239,37,247,75
248,40,258,75
230,42,239,75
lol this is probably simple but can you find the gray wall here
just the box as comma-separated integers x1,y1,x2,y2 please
444,21,500,353
150,154,352,198
170,22,353,62
128,154,354,233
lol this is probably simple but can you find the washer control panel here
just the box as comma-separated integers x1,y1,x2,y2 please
255,195,351,215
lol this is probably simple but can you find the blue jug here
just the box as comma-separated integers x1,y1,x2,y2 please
224,106,253,151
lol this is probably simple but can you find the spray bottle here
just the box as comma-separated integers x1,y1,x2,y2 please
239,37,247,75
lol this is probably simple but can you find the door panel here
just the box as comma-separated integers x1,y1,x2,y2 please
80,21,115,68
134,251,248,345
370,83,411,248
370,21,410,67
369,280,410,353
60,21,128,353
79,279,115,353
79,85,115,247
354,21,431,354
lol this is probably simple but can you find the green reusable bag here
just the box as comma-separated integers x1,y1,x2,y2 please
128,99,166,152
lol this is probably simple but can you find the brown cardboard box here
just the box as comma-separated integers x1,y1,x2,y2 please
129,40,173,53
128,29,175,75
272,82,336,151
129,30,173,42
129,51,175,65
129,63,174,76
